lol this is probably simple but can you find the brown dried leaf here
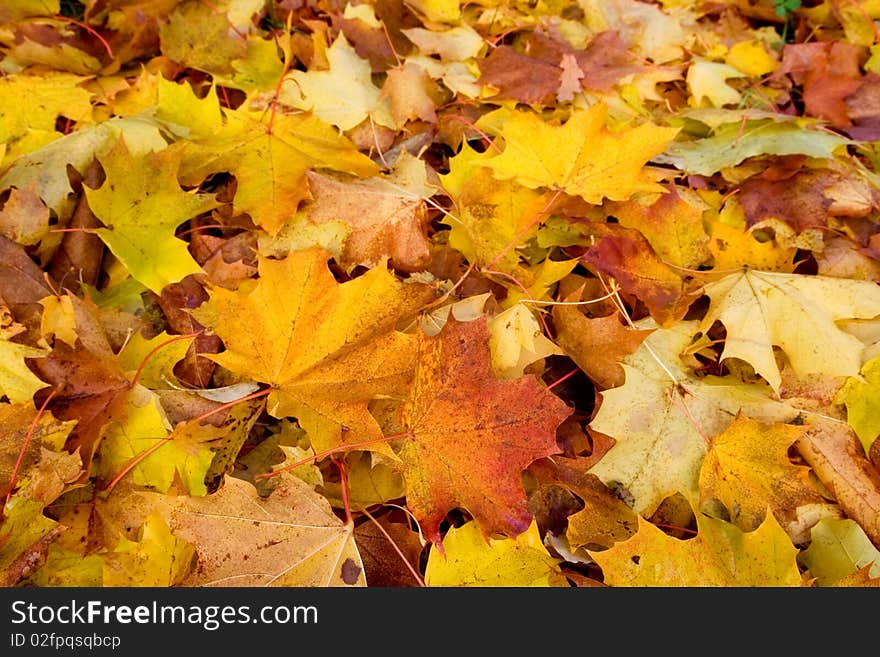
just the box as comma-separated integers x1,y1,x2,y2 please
797,416,880,548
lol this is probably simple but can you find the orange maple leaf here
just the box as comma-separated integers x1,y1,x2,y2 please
398,316,571,547
192,248,435,453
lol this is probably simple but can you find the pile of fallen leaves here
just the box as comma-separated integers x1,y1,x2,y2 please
2,0,880,588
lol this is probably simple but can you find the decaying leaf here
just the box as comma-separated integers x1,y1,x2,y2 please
137,475,365,587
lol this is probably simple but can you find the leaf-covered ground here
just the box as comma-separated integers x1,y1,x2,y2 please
2,0,880,587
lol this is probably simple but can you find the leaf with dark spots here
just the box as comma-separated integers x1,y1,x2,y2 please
103,475,365,587
202,398,266,495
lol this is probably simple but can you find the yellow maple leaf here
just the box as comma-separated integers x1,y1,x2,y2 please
0,336,46,405
799,517,880,586
178,109,379,236
101,511,196,587
284,34,395,132
480,103,679,203
439,142,551,275
700,269,880,392
590,511,804,586
699,413,823,533
589,319,799,516
424,520,567,587
0,71,92,163
192,248,435,453
85,137,220,294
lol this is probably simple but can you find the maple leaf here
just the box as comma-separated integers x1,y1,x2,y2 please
725,39,780,77
381,62,440,126
0,336,47,404
552,308,653,389
284,33,395,132
780,41,867,128
0,498,63,585
487,304,563,380
0,402,74,501
738,165,878,234
686,60,747,108
192,248,435,453
154,77,224,141
605,186,711,270
588,0,692,64
480,104,679,204
699,269,880,392
590,511,804,586
0,404,79,585
81,0,183,74
0,184,50,246
301,166,432,273
699,413,824,533
705,198,797,273
657,117,852,176
0,72,92,163
589,319,799,516
439,143,551,275
101,511,197,587
159,0,248,77
83,137,220,294
424,520,567,587
136,475,365,586
116,330,194,390
177,109,380,236
354,513,424,587
398,316,571,546
0,116,167,217
28,307,133,467
336,2,413,71
527,457,638,551
401,24,484,62
580,223,703,327
478,44,561,106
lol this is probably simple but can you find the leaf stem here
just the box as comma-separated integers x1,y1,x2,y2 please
546,367,580,390
484,188,562,271
101,387,271,495
256,432,414,480
361,506,426,587
2,387,61,519
128,330,203,389
332,456,352,525
53,14,114,59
